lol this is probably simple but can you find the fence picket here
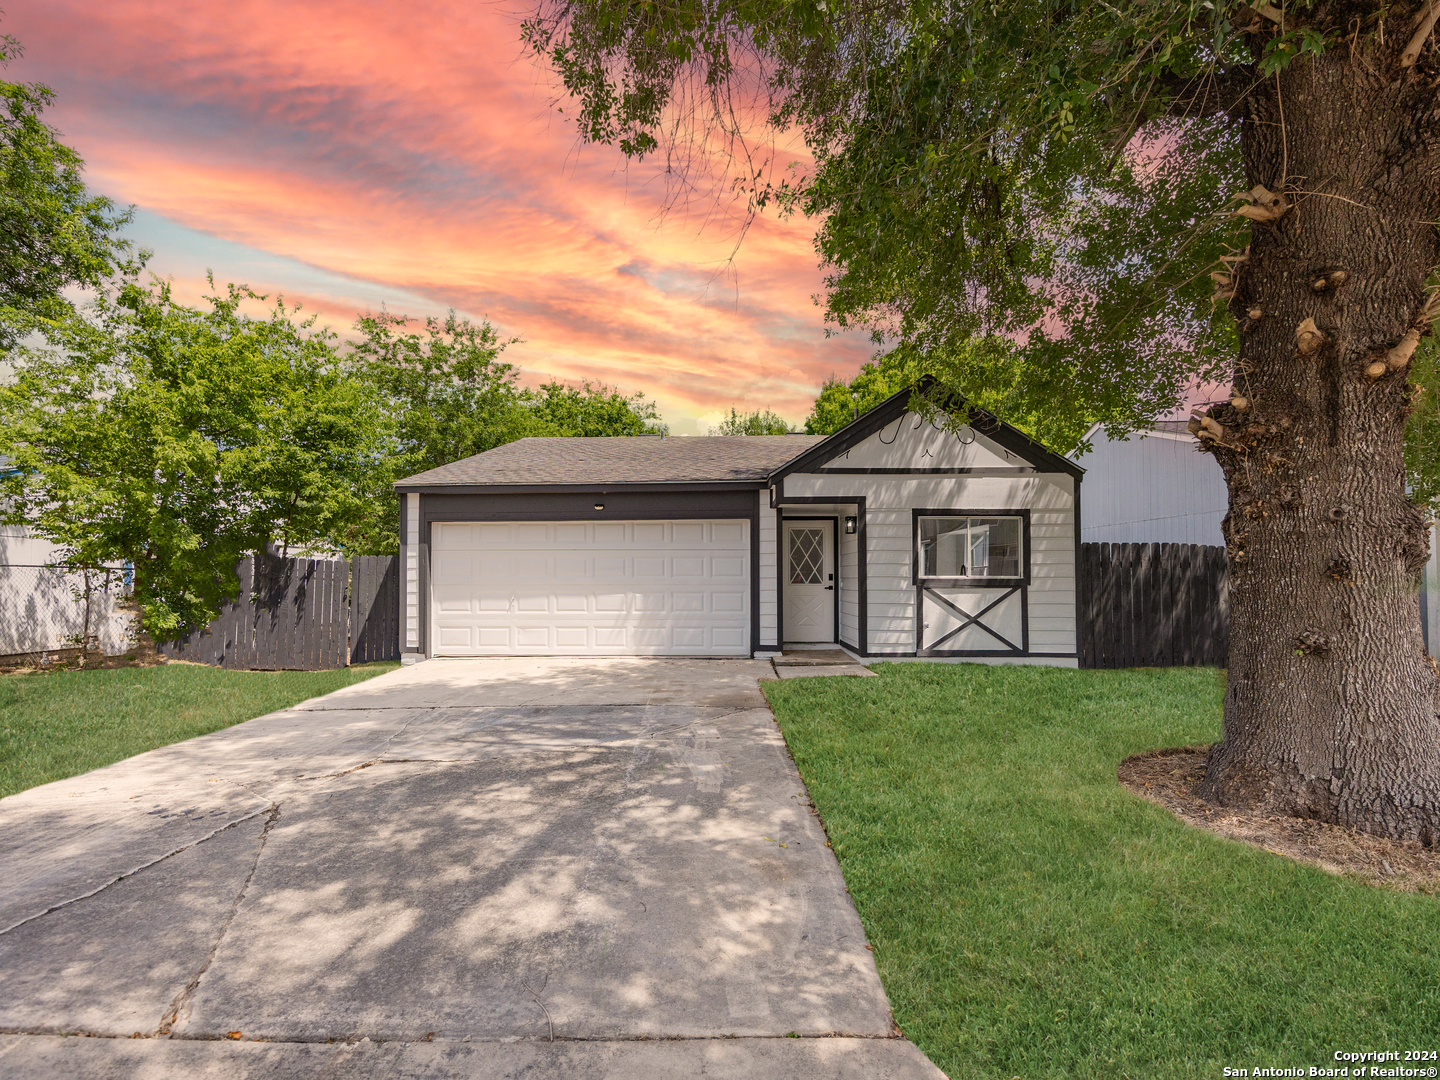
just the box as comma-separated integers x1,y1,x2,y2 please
1078,542,1228,669
161,551,399,670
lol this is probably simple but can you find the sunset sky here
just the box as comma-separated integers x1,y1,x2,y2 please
6,0,874,433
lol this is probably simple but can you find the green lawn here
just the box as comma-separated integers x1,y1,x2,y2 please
762,663,1440,1079
0,662,398,799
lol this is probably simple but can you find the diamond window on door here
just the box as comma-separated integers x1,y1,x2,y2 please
789,528,824,584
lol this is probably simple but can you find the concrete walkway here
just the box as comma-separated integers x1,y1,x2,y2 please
0,658,944,1078
772,648,877,679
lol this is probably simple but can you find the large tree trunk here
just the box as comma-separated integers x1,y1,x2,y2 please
1195,41,1440,844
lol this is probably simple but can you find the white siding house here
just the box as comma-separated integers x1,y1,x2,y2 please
395,382,1083,666
773,406,1081,664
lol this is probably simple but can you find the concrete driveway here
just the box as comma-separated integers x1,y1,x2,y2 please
0,658,944,1078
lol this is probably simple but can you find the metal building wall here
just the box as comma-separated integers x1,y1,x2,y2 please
1072,427,1228,546
1425,523,1439,656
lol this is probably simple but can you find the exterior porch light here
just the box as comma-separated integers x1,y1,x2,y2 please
844,516,858,534
594,502,605,511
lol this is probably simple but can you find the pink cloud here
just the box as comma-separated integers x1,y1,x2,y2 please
6,0,868,427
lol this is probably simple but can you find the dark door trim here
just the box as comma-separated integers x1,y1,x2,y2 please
781,516,839,646
774,495,867,654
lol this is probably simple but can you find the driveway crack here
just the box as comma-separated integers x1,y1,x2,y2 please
158,802,281,1036
0,805,276,939
373,711,426,756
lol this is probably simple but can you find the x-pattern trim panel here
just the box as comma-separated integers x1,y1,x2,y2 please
922,586,1023,653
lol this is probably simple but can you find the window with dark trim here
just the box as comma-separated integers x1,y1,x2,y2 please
917,515,1024,580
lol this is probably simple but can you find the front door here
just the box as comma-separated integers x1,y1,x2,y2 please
783,520,835,643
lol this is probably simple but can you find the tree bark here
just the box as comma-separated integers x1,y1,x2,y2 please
1195,39,1440,844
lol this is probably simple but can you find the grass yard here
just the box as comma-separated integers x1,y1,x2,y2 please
0,661,397,799
762,663,1440,1079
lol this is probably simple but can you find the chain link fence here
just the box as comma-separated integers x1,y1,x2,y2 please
0,564,136,664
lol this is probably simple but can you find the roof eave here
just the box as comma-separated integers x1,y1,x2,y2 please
392,479,771,494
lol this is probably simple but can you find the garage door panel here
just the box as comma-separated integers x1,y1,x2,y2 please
433,554,473,584
435,590,475,613
433,523,472,546
712,592,745,612
430,519,750,656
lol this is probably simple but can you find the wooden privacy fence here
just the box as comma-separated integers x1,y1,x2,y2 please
1078,542,1229,669
161,551,399,670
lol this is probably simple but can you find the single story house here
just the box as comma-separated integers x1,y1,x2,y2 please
393,385,1084,666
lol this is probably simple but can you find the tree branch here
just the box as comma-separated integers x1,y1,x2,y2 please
1402,0,1440,68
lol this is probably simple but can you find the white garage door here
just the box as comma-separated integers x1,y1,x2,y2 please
430,519,751,656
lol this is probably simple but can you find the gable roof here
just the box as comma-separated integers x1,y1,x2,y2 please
772,379,1084,481
393,379,1080,491
394,434,826,489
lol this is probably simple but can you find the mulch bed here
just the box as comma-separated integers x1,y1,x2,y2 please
1119,745,1440,895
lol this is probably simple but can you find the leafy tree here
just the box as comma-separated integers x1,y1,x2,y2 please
527,379,667,436
712,407,793,435
0,34,131,348
527,0,1440,840
351,311,669,551
0,277,388,639
807,339,1100,451
352,311,531,477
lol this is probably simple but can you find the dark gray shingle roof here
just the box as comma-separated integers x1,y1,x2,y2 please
395,435,827,488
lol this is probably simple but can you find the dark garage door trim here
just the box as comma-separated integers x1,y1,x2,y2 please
416,489,762,658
